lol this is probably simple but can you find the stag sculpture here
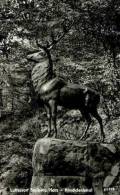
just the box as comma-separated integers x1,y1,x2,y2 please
27,36,105,141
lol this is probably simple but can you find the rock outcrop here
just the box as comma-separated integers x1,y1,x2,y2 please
9,63,31,114
30,138,120,195
0,62,32,115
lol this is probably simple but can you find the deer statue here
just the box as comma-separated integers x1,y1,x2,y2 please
27,32,105,142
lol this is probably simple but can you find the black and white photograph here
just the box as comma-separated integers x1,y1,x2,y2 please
0,0,120,194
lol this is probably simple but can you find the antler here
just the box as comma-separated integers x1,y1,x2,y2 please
48,32,66,50
36,39,47,50
36,22,73,51
48,23,73,50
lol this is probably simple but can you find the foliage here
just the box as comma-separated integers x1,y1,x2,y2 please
0,0,119,118
0,1,120,191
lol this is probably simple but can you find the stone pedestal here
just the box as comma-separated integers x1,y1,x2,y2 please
30,138,119,195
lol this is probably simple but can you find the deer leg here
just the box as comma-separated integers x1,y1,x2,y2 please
49,99,57,138
44,105,51,137
91,109,105,142
80,110,92,140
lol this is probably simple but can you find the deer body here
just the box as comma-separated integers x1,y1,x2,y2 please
59,85,99,109
27,47,105,141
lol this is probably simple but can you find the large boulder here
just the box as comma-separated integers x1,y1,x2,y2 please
30,138,120,195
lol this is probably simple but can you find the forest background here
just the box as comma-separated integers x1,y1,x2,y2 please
0,0,120,191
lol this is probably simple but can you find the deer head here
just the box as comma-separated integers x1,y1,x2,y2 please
27,23,72,62
27,48,48,63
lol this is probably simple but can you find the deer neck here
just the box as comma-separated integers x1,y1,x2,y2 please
32,58,54,93
45,49,53,77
